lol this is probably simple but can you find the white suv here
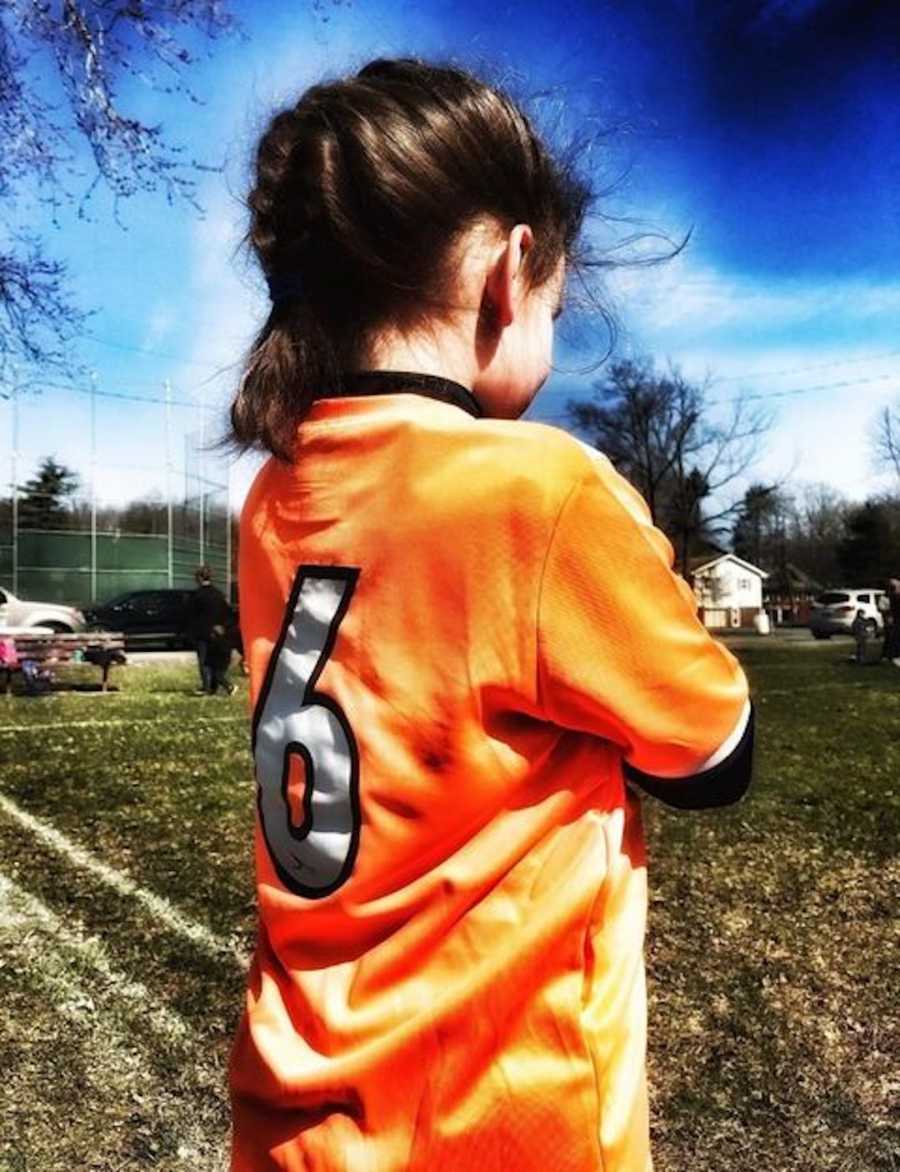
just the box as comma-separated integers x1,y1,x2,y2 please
0,588,86,634
809,589,886,639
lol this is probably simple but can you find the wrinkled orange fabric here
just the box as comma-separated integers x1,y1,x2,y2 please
230,393,748,1171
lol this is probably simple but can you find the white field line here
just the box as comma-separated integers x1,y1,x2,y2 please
6,690,246,705
0,872,196,1046
0,871,230,1170
75,688,246,697
0,792,249,971
0,714,245,734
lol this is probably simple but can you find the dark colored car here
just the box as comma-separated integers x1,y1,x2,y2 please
84,589,194,649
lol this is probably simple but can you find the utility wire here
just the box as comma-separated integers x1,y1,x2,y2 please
550,370,899,411
712,349,900,383
85,331,900,385
81,332,234,371
709,371,898,407
37,380,222,411
11,363,900,413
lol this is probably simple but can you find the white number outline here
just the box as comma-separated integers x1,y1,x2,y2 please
251,564,361,899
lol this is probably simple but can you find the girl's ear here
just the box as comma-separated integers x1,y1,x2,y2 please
483,224,534,329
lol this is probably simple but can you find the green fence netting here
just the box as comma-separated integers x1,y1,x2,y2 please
0,529,230,606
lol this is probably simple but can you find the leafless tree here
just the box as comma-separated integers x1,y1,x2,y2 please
873,404,900,480
567,357,771,574
784,482,848,588
0,0,238,384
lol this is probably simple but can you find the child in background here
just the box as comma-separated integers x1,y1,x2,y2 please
20,657,53,694
852,608,870,664
0,636,18,693
226,58,753,1172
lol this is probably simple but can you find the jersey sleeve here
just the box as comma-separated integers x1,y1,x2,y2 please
536,454,753,808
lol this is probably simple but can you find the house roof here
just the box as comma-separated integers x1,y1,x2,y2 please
764,562,824,593
690,553,769,579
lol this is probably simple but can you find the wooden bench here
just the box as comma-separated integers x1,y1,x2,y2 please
0,630,127,695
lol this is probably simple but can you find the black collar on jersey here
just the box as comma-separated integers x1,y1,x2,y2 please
335,370,484,419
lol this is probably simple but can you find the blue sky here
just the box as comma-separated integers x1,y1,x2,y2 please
4,0,899,513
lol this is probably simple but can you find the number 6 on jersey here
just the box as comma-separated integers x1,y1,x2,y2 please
252,566,361,899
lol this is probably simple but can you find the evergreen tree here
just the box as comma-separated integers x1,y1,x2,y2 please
836,501,898,586
732,483,792,570
18,456,79,530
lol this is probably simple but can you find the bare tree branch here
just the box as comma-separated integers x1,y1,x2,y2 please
566,355,772,574
0,232,91,379
0,0,240,375
873,404,900,480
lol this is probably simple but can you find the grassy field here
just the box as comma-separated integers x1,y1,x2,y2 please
0,638,897,1171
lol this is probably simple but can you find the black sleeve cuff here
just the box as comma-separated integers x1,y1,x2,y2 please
623,703,755,810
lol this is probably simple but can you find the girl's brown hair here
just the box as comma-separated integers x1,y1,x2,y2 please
230,57,592,461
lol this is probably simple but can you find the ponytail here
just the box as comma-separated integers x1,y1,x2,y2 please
229,58,591,461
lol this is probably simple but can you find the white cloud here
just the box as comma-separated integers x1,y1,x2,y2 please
544,307,900,506
141,303,178,350
574,252,900,503
607,255,900,337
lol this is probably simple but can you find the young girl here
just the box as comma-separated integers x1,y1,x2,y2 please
227,58,753,1172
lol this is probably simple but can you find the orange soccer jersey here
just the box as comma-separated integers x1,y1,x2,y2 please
229,374,751,1172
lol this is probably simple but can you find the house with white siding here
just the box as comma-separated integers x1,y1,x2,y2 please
691,553,768,630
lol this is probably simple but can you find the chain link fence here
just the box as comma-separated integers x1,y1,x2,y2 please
0,378,234,607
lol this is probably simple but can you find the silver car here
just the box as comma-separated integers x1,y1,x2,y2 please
809,588,886,639
0,587,86,633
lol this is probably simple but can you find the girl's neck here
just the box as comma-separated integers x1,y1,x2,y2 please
355,322,477,390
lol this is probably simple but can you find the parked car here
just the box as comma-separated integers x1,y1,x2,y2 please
84,589,194,648
808,589,886,639
0,588,85,633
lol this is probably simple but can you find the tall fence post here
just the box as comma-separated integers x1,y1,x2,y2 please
199,386,206,568
11,376,19,596
90,371,98,603
164,379,174,588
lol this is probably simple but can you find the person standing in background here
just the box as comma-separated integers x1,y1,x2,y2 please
878,586,892,660
881,578,900,665
183,565,233,695
887,579,900,666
